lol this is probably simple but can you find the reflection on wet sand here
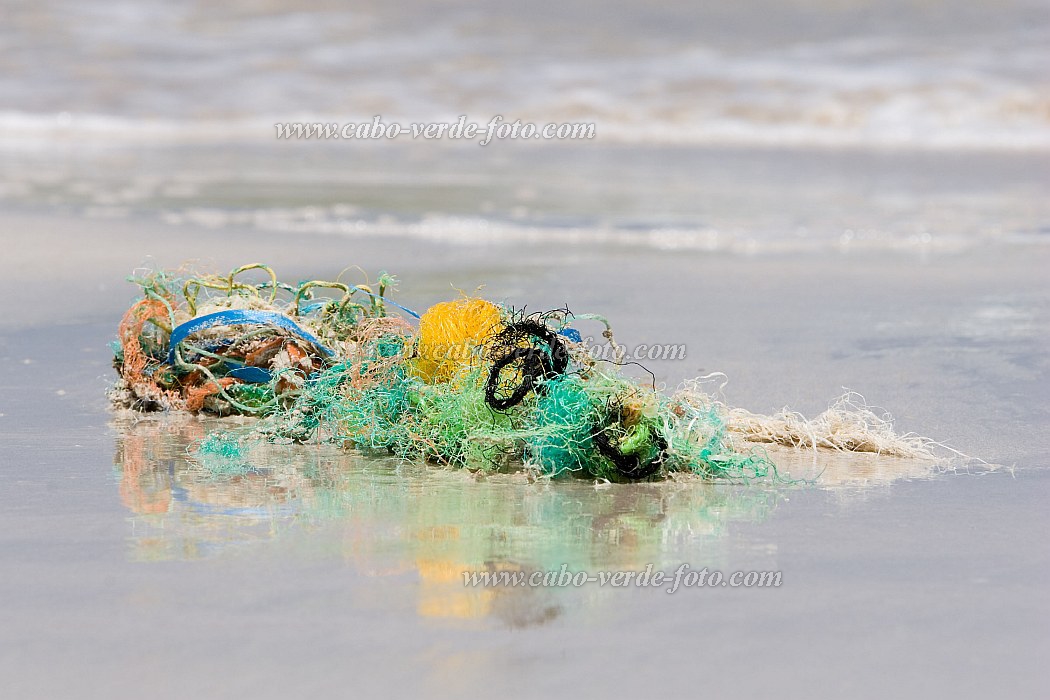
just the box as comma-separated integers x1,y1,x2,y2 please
761,443,964,490
112,414,949,625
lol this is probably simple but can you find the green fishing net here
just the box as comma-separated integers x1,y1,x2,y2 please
113,263,937,483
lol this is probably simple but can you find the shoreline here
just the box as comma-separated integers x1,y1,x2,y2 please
2,207,1047,469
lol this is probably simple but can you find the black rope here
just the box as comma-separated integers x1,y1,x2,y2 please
485,347,544,411
484,319,569,410
591,405,667,480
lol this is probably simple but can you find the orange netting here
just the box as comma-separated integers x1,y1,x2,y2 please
184,376,239,413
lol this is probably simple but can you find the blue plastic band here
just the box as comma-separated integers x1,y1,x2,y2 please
166,310,335,365
298,300,330,314
558,327,582,343
298,290,420,319
226,366,274,383
350,286,421,319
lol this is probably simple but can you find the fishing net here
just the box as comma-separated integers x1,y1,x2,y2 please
112,263,946,483
111,264,408,416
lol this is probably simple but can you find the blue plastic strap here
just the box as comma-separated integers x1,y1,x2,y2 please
226,366,274,383
558,327,582,343
350,286,421,319
166,310,335,365
298,300,330,314
298,289,420,319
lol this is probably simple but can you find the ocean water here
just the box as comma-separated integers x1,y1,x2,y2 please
3,0,1049,148
1,0,1047,252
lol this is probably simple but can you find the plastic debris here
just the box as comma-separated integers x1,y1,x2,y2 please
112,264,940,482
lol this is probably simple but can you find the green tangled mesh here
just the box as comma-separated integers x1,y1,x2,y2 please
529,375,599,477
242,359,776,482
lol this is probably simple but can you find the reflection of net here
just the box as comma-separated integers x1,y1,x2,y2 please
112,415,789,625
114,264,949,483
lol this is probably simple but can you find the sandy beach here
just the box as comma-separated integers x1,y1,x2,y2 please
0,208,1047,698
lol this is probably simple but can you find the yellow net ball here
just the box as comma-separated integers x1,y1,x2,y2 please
413,298,502,383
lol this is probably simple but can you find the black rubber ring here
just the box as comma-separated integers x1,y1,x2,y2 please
485,346,545,410
484,320,570,410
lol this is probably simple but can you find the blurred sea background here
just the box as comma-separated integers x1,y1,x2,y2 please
2,0,1048,252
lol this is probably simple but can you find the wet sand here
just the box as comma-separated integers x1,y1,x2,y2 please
0,211,1048,698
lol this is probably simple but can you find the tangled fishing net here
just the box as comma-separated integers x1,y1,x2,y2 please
111,263,946,483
